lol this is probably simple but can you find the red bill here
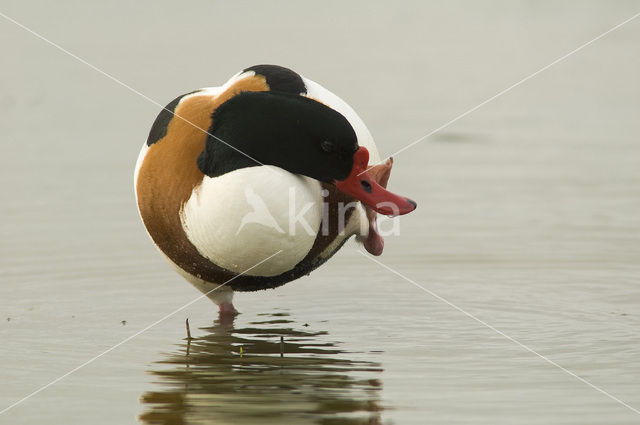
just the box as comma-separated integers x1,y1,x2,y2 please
334,147,416,217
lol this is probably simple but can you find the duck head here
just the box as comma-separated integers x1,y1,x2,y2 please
198,91,416,217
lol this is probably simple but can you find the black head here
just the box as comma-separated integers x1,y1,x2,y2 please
198,91,358,182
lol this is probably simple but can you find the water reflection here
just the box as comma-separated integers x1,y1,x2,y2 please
140,312,386,424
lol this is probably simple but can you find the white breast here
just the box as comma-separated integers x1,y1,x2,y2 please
180,166,323,277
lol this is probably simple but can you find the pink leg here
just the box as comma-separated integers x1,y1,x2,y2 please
218,302,238,315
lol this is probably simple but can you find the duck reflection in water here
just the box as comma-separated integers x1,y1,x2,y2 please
139,312,386,424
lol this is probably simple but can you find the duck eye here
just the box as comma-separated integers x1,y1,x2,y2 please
320,140,335,153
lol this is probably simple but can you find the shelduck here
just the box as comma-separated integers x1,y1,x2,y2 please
135,65,416,313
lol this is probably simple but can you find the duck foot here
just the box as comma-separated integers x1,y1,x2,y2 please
218,302,239,315
217,303,238,325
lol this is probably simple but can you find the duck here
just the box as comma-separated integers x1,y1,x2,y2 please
134,64,416,314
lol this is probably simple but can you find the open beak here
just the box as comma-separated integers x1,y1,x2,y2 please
334,147,417,217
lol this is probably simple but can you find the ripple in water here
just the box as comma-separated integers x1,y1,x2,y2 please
139,312,386,424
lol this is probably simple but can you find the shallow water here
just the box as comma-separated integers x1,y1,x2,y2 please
140,313,385,424
2,1,640,424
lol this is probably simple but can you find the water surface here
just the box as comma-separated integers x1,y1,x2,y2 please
1,1,639,424
140,313,384,424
